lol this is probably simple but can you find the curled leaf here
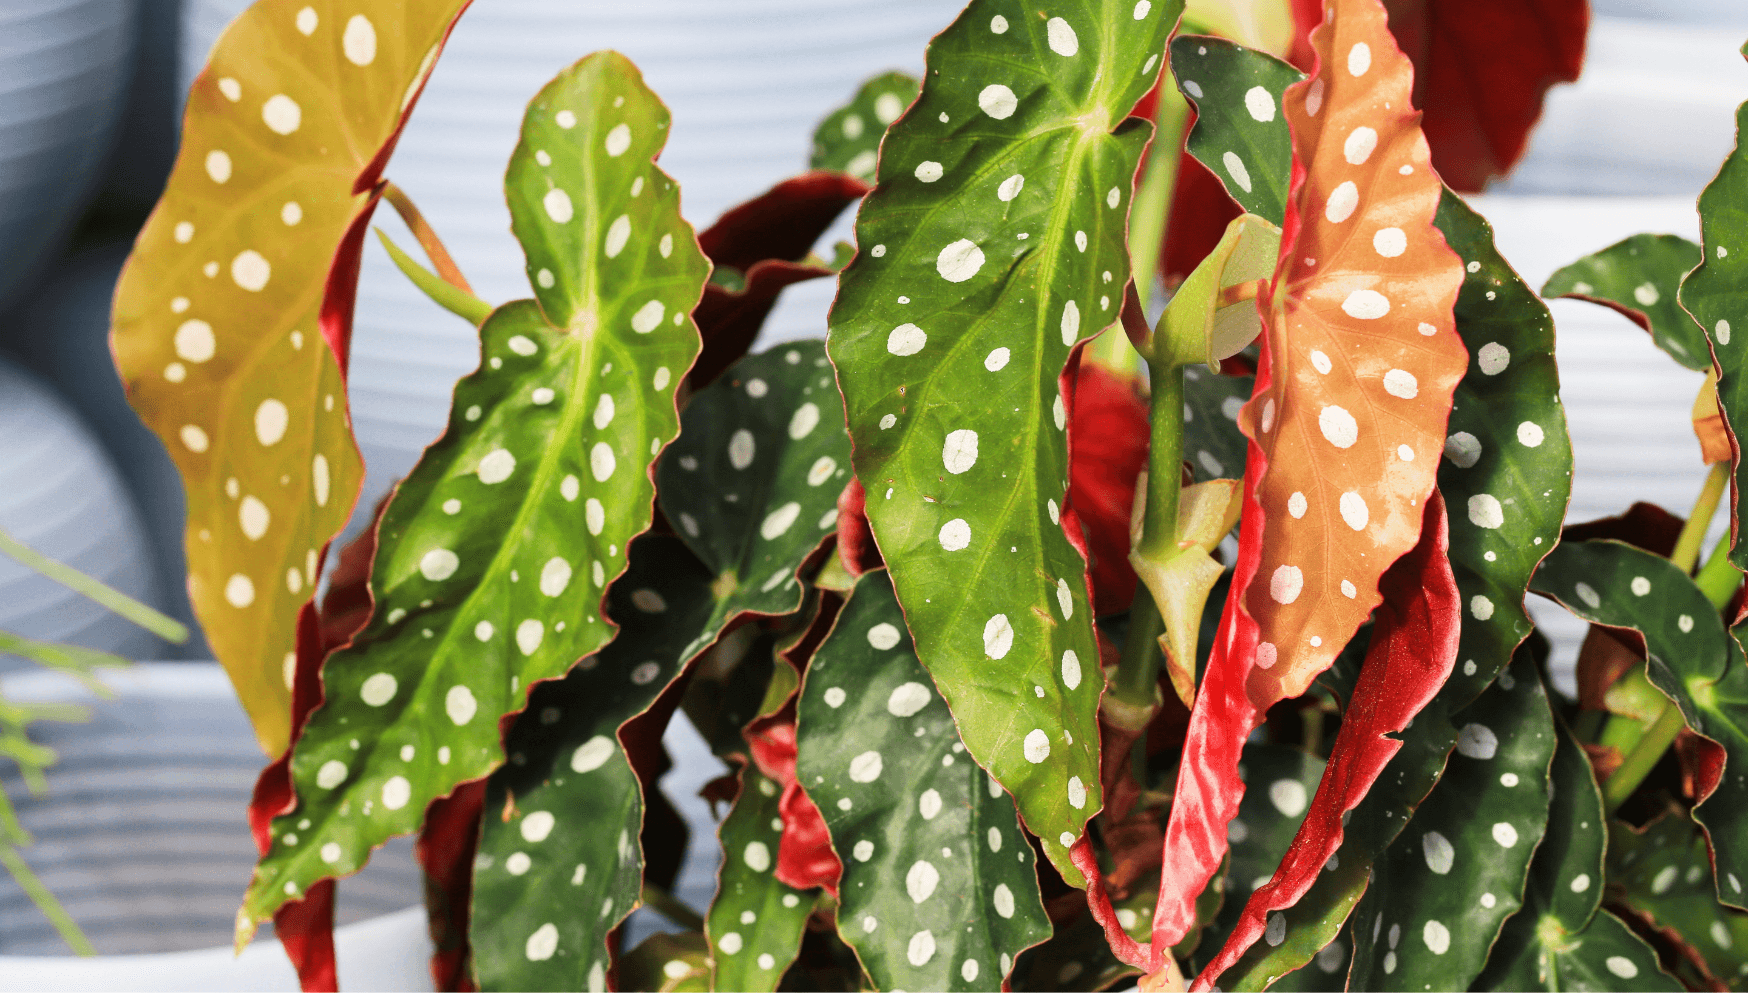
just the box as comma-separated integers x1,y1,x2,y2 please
1543,233,1709,371
1154,214,1282,369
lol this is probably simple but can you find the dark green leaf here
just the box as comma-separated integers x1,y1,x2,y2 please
1474,720,1675,991
1181,366,1252,482
1611,810,1748,987
244,50,710,928
1172,35,1302,225
1212,192,1572,990
470,535,715,990
1679,97,1748,572
1544,234,1708,371
1531,538,1748,911
796,570,1052,990
1347,648,1555,991
657,338,850,611
706,766,815,992
810,71,921,182
827,0,1181,883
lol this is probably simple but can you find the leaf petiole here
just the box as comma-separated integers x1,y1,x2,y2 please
373,227,494,327
1671,461,1730,573
0,529,186,644
382,181,477,295
1602,698,1687,815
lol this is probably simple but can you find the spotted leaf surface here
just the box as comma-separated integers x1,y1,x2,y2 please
1182,366,1254,483
241,52,709,929
1203,174,1568,993
811,71,921,182
707,767,814,992
1346,649,1555,991
795,570,1052,991
1156,0,1466,950
827,0,1180,883
1680,93,1748,574
659,339,850,607
1544,234,1708,371
110,0,472,754
1473,721,1674,991
469,535,713,990
1531,539,1748,910
1173,35,1303,225
1610,811,1748,988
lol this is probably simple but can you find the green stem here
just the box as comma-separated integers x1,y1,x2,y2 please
374,228,494,327
1110,364,1186,708
1603,700,1687,815
1694,526,1741,609
0,842,94,955
1671,462,1729,573
640,883,704,931
0,529,186,644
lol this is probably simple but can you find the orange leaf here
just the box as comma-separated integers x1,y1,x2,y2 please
111,0,472,755
1151,0,1465,950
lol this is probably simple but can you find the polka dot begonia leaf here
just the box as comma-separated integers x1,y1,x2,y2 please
1544,233,1710,371
705,767,817,992
110,0,474,756
658,339,851,614
1172,34,1305,226
467,535,721,989
826,0,1182,887
809,71,920,183
1155,0,1468,953
1472,720,1674,991
1345,646,1555,991
1182,365,1255,483
795,570,1051,991
1207,192,1574,991
1680,92,1748,575
240,50,709,934
1609,810,1748,988
1532,539,1748,913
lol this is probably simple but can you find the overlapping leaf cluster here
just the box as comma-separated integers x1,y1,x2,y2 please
117,1,1748,991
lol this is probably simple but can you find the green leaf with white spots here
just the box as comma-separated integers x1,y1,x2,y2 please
1680,94,1748,573
1181,365,1253,483
1532,538,1748,910
1610,811,1748,988
706,766,815,992
658,339,851,607
826,0,1181,885
1474,720,1676,992
1347,649,1556,991
1191,745,1323,976
811,71,921,182
1544,234,1709,371
241,51,709,930
469,535,714,990
795,570,1052,992
1210,193,1571,991
1172,35,1302,225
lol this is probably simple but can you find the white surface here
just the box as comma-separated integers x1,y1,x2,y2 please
0,905,432,992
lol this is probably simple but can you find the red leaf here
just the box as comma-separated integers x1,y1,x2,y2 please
689,172,869,388
272,878,338,993
1163,152,1246,286
746,711,842,895
834,478,882,578
1290,0,1588,191
418,780,486,993
1150,0,1465,954
1068,363,1151,617
1191,491,1459,986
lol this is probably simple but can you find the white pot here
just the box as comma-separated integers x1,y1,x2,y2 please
0,0,138,313
0,358,165,667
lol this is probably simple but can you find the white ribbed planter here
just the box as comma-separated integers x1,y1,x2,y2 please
0,0,137,313
0,359,164,667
